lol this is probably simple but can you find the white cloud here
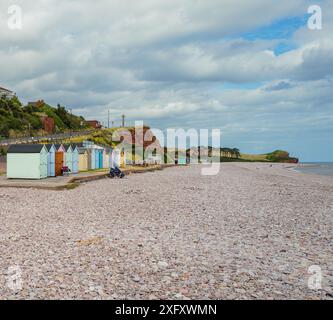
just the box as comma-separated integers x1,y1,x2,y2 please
0,0,332,160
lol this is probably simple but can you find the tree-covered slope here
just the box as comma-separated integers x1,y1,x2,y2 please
0,96,88,138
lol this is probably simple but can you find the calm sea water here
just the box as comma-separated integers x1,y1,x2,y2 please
295,163,333,176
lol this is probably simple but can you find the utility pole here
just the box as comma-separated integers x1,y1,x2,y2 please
108,109,111,129
122,114,125,128
69,108,73,137
68,109,73,138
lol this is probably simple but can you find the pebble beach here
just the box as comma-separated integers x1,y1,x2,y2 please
0,163,332,300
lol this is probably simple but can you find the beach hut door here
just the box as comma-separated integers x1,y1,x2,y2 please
55,152,63,176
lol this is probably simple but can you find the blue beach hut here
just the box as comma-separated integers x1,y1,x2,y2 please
94,148,99,169
45,144,56,177
98,149,103,169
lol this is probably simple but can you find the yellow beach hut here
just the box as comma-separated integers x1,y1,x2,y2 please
78,147,89,172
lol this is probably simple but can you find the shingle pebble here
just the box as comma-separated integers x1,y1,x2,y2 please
0,163,332,300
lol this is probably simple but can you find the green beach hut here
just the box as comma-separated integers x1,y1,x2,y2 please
7,144,48,179
64,145,73,173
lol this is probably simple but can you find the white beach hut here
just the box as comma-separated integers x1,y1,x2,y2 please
7,144,48,179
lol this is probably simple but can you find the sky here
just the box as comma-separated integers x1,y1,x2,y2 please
0,0,332,161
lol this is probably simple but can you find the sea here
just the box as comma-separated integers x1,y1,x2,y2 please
294,163,333,176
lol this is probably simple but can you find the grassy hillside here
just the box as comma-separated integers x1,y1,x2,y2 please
240,153,269,162
241,150,299,163
0,96,88,138
61,128,148,162
61,127,136,147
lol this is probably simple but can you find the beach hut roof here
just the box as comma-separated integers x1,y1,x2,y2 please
45,144,55,151
7,144,46,154
64,144,72,152
71,144,78,151
77,147,87,154
54,144,64,150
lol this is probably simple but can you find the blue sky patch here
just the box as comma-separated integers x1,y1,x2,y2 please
273,42,297,55
241,15,308,41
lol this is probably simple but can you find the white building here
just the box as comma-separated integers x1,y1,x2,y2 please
0,86,14,99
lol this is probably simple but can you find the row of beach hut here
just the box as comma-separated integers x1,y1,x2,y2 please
7,141,124,180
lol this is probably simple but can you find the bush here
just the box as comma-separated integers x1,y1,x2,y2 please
24,114,42,130
0,97,87,137
267,150,290,162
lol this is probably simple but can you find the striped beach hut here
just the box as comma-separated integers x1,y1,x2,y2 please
7,144,48,179
45,144,56,177
64,145,73,173
71,144,79,174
